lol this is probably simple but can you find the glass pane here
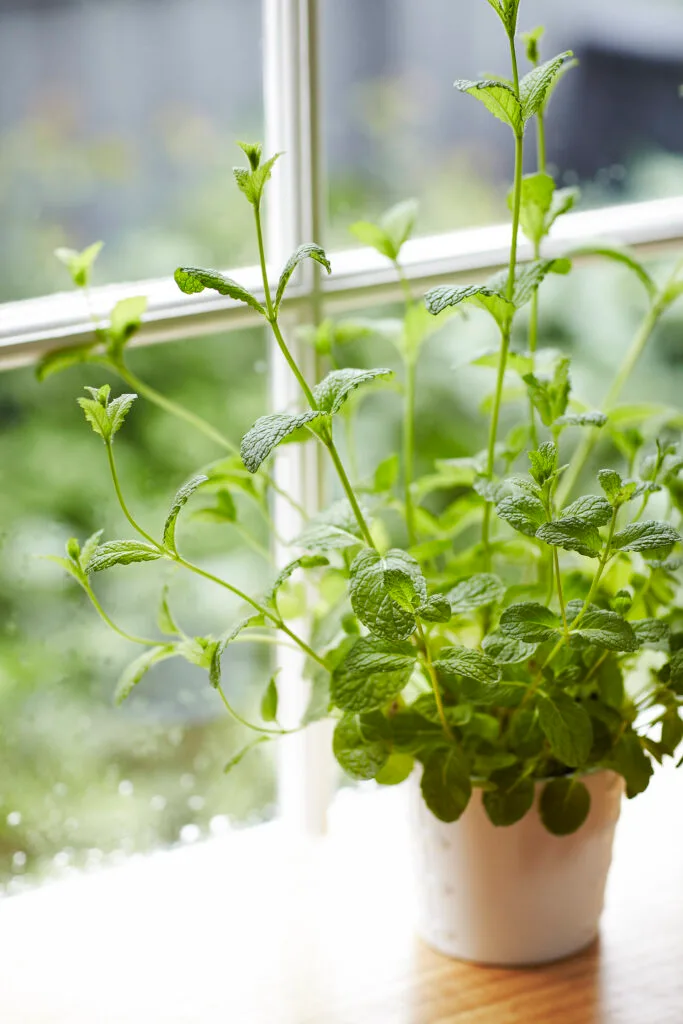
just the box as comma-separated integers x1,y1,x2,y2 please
322,0,683,245
0,0,263,302
0,326,276,894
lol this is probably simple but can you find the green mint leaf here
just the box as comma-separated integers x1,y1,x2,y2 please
86,540,163,573
420,747,472,824
380,198,419,256
546,186,580,232
598,469,624,504
569,245,657,301
107,393,137,440
481,633,538,665
44,554,86,587
522,25,544,63
660,711,683,758
349,549,426,641
511,258,572,308
350,198,419,261
115,645,176,705
375,753,415,786
163,475,208,554
158,586,182,636
560,495,613,527
572,610,639,652
55,240,104,288
373,453,400,493
538,692,593,766
36,343,97,382
513,172,556,246
384,568,422,613
224,736,270,775
240,410,322,473
260,674,279,723
191,489,238,526
496,493,547,538
78,529,104,573
520,52,574,122
313,367,393,415
275,244,332,312
330,636,417,712
332,713,390,781
471,349,534,377
554,411,608,429
174,267,266,316
483,774,535,827
528,441,558,486
611,520,681,554
106,296,148,360
233,150,281,206
264,554,329,608
448,573,506,614
509,708,545,758
499,602,561,643
77,395,110,441
454,78,522,134
434,646,502,690
237,140,262,171
539,778,591,836
601,732,653,798
418,595,453,624
632,619,670,648
294,498,366,551
209,614,265,689
425,284,514,328
349,221,396,261
536,518,603,559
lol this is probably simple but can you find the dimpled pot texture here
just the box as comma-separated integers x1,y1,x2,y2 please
409,770,625,966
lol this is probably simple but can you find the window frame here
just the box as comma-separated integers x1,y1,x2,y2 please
2,0,683,833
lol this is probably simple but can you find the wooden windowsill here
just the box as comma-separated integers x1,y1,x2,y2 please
0,767,681,1023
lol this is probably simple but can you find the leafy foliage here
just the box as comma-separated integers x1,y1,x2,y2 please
45,0,683,843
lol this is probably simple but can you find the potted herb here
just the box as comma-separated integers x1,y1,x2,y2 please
42,0,683,967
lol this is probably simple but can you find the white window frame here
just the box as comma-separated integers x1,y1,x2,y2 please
2,0,683,833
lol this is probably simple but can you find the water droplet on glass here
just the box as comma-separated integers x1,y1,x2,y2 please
150,795,167,812
180,773,195,791
12,851,27,870
188,795,204,812
7,812,21,827
118,780,134,797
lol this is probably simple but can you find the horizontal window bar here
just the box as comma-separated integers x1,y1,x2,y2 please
2,196,683,368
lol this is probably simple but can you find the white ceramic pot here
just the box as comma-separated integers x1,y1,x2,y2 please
410,769,624,966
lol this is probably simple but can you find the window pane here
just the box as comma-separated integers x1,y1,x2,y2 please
0,0,263,302
322,0,683,245
0,326,276,893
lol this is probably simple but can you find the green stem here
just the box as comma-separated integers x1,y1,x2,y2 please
117,366,238,453
404,357,418,546
416,621,454,742
104,442,328,672
84,583,159,646
116,363,305,518
557,298,666,507
481,47,525,566
325,437,376,549
216,683,299,737
553,548,570,640
253,204,374,551
106,442,161,549
537,111,547,174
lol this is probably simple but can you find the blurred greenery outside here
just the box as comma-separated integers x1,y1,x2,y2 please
4,21,683,893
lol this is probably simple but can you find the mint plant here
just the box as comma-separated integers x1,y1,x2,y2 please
42,0,683,837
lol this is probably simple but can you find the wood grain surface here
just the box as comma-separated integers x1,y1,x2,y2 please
0,765,680,1023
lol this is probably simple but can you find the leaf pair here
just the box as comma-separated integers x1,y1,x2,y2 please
77,385,137,444
425,259,570,329
455,52,573,137
240,368,393,473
